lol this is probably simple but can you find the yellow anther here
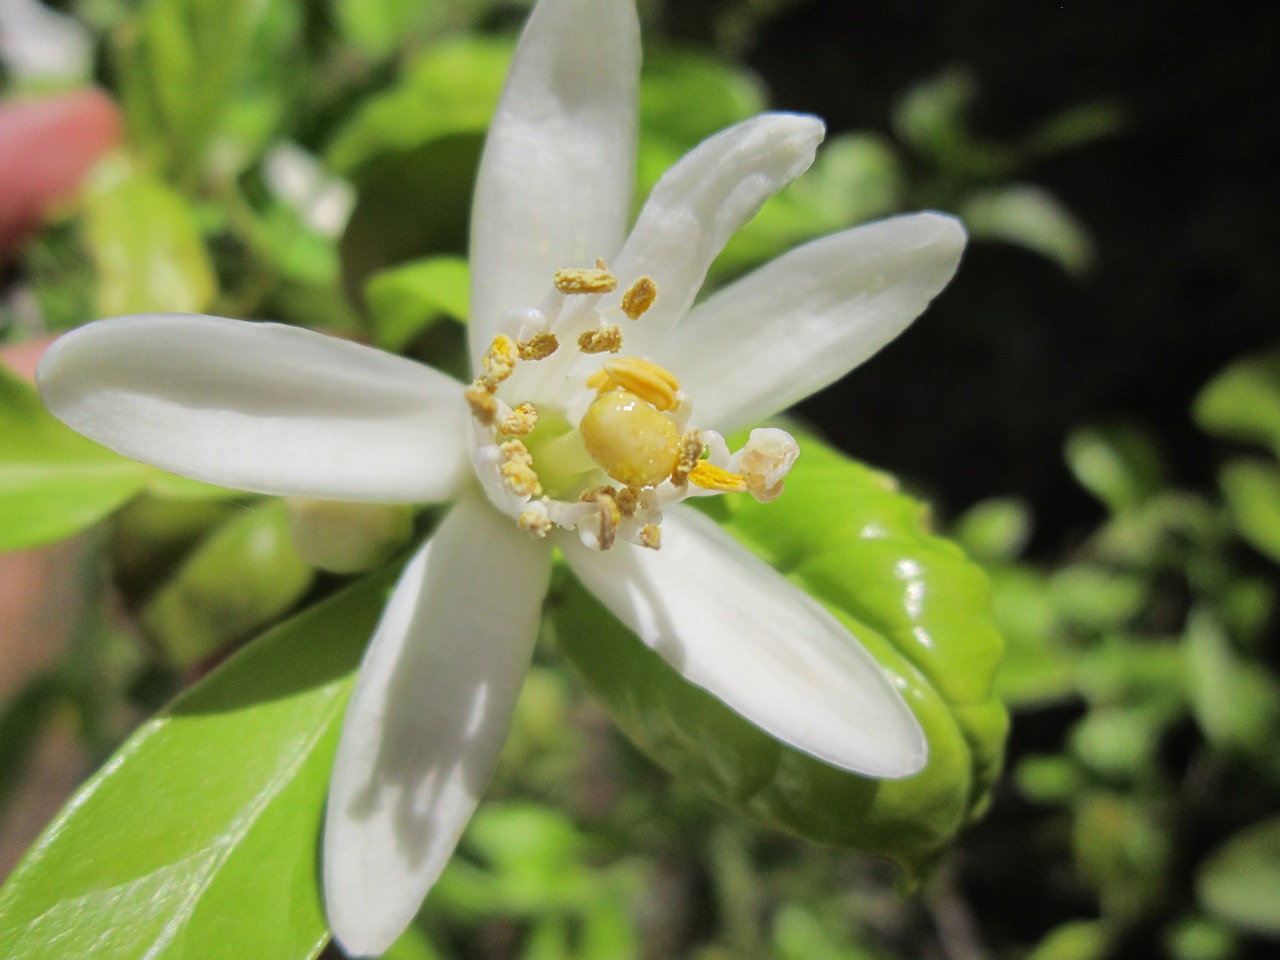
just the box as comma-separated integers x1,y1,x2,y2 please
621,276,657,320
639,523,662,550
577,325,623,354
579,484,618,503
588,356,680,412
615,485,641,517
518,506,552,538
499,440,542,498
594,489,621,551
555,267,617,294
670,429,704,486
481,334,518,386
687,461,748,493
579,389,680,488
518,332,559,361
500,402,539,437
465,382,498,425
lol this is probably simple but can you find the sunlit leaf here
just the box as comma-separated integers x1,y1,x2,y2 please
0,364,151,550
366,255,470,351
549,431,1007,877
0,569,396,960
81,160,217,316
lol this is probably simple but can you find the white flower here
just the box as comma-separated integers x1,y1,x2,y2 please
36,0,967,954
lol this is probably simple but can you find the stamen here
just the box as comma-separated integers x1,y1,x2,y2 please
589,356,680,412
578,325,623,354
735,427,801,503
518,332,559,361
555,267,617,294
670,429,704,486
481,334,518,386
499,440,542,498
594,488,621,550
639,523,662,550
616,485,641,517
518,503,552,538
688,461,748,493
500,402,539,437
465,383,498,426
621,276,658,320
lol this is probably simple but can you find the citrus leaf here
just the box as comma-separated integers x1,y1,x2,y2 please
0,569,394,959
1197,815,1280,937
549,431,1007,876
0,363,151,550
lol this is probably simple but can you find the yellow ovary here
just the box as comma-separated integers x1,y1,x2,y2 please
579,388,680,488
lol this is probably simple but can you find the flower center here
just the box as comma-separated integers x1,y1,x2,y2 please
464,260,800,551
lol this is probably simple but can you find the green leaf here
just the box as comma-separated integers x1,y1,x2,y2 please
366,256,471,352
639,50,765,149
961,183,1094,276
1064,423,1163,514
1194,349,1280,454
81,160,217,316
0,364,152,550
140,499,316,666
0,569,396,959
1219,458,1280,564
1183,609,1280,762
1197,815,1280,937
327,38,512,174
115,0,260,185
952,497,1032,563
548,431,1007,877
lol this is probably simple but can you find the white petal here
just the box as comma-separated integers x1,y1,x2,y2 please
468,0,640,360
560,505,926,778
664,213,967,433
324,495,551,956
36,314,468,503
612,113,825,358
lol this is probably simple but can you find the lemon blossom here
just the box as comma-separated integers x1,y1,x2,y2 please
36,0,967,953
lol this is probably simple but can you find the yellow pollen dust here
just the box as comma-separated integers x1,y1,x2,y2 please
518,332,559,361
579,389,680,489
555,266,617,294
621,276,657,320
687,461,748,493
481,334,518,386
578,325,623,354
499,440,542,498
670,429,704,486
518,506,552,538
586,356,680,412
464,383,498,426
500,402,539,437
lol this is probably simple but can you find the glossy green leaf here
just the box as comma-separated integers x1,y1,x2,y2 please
0,569,395,959
0,364,151,550
366,255,471,351
1220,458,1280,564
81,161,217,316
1197,815,1280,937
549,432,1007,877
141,499,316,666
1194,350,1280,454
